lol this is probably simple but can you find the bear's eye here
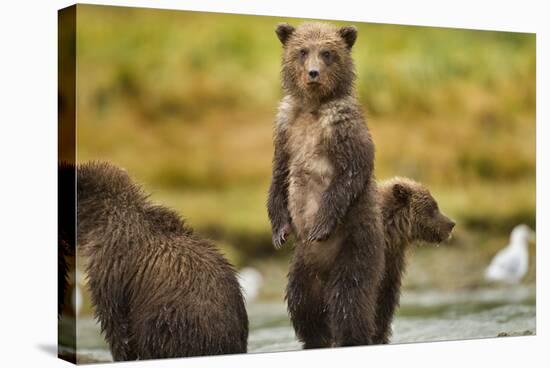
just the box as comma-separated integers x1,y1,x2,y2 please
321,50,331,60
299,48,308,58
430,204,439,217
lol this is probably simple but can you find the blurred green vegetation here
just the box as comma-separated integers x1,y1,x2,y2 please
74,5,535,285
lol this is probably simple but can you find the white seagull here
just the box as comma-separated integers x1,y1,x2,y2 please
485,224,535,284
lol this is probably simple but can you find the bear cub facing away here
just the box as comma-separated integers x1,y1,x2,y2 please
268,22,385,348
74,162,248,361
374,177,455,344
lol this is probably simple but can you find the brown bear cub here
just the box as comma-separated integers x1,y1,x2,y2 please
373,177,455,344
268,22,385,348
75,162,248,361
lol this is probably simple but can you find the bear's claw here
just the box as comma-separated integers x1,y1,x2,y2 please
307,221,333,243
273,223,291,249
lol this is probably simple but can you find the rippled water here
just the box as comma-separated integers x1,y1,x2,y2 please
61,285,536,363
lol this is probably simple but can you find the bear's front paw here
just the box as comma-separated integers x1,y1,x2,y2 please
307,219,335,243
273,223,292,249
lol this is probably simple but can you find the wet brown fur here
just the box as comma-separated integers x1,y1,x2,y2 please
76,162,248,360
268,22,385,348
373,177,455,344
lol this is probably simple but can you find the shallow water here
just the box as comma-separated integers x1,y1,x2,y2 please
62,285,535,363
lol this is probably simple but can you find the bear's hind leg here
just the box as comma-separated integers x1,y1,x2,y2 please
98,304,137,361
286,256,332,349
87,278,137,361
372,265,403,344
108,321,137,361
326,235,384,347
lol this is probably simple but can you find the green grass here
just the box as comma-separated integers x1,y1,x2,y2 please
71,4,536,271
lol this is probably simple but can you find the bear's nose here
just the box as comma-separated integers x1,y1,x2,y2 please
449,220,456,230
308,70,319,80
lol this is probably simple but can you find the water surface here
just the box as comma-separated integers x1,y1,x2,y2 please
62,285,535,363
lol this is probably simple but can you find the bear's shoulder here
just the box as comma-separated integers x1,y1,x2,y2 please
318,96,363,128
275,95,297,132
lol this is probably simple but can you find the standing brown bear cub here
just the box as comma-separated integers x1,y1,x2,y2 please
268,22,385,348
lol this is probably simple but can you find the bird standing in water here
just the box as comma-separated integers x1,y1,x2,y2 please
485,224,535,284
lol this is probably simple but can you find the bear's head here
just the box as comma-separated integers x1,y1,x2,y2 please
381,177,455,245
275,22,357,101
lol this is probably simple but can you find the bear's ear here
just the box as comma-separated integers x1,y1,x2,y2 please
339,26,357,49
393,183,412,205
275,23,295,45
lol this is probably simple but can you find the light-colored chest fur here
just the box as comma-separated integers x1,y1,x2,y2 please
283,110,343,269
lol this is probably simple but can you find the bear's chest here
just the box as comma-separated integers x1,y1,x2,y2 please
285,112,336,241
285,112,334,181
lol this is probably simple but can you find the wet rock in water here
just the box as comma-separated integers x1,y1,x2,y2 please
497,330,534,337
